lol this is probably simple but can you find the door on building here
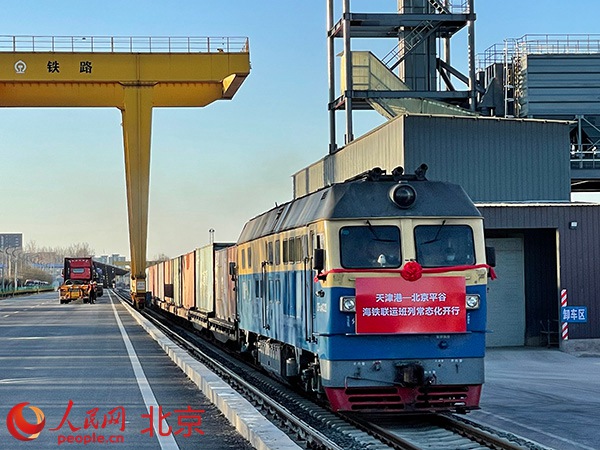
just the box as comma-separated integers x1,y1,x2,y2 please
485,237,526,347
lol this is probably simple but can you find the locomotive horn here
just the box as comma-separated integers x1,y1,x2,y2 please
414,164,428,180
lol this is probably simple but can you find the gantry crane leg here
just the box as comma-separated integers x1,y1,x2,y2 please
121,86,153,309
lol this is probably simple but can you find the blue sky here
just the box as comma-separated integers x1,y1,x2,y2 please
0,1,597,259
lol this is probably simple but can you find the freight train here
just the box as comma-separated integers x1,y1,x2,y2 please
146,165,494,413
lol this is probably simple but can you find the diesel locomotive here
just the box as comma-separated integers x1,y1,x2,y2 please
146,165,494,413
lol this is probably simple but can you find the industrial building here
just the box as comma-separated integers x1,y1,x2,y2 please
305,1,600,350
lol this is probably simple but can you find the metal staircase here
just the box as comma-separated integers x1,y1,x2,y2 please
427,0,451,14
382,20,441,72
327,0,476,151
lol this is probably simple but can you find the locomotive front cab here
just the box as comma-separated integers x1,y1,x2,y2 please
312,174,490,413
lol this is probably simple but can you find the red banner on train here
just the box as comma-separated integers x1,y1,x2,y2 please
355,276,466,334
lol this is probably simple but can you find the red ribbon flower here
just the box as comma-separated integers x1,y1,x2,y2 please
401,261,423,281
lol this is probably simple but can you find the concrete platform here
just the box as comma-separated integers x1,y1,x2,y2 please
0,291,298,449
470,347,600,450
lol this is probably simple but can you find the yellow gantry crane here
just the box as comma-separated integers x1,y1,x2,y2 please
0,36,251,308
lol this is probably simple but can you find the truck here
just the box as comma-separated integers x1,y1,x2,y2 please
59,257,96,304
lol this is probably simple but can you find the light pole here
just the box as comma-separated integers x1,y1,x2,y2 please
11,248,20,295
1,247,15,295
0,248,5,293
0,236,3,293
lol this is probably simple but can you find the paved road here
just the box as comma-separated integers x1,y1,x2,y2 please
0,291,254,449
470,348,600,450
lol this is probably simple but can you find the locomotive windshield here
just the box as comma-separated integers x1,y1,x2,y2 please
415,224,475,267
340,225,401,269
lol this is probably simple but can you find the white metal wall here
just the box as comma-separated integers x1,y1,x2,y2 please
485,237,526,347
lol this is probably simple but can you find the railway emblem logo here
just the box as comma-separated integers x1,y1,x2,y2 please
14,60,27,74
6,402,46,441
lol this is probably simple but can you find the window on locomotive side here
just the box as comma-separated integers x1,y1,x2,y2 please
255,279,262,299
268,280,273,301
267,241,274,265
275,279,281,303
340,225,401,269
302,235,309,259
275,240,281,265
241,249,246,269
283,278,296,317
242,281,249,301
283,239,289,264
414,224,475,267
288,237,295,263
247,247,252,268
316,234,324,249
294,237,303,263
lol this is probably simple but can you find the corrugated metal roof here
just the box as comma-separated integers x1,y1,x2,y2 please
402,112,571,125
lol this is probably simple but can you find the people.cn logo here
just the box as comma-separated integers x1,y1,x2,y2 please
6,402,46,441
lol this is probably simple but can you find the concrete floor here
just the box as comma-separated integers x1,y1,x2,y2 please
469,347,600,450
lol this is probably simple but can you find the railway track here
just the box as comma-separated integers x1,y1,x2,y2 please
114,290,551,450
345,413,554,450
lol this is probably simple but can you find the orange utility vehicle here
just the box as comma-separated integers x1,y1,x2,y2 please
59,257,96,304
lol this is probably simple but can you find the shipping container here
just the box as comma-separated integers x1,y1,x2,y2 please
146,264,157,298
195,245,214,313
173,256,182,307
193,243,237,314
214,245,237,324
157,261,165,300
182,250,196,311
164,259,174,299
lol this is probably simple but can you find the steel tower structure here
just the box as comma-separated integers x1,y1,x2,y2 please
327,0,479,153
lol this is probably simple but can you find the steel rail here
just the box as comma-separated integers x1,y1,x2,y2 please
345,412,550,450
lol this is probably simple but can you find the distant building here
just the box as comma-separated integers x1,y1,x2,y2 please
0,233,22,250
95,254,127,266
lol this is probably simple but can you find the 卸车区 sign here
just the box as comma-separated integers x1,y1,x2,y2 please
561,306,587,323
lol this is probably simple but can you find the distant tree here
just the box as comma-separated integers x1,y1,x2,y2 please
23,241,95,261
19,266,52,283
24,241,38,254
17,241,97,286
63,242,95,258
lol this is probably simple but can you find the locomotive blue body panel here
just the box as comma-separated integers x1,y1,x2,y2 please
315,333,485,361
237,269,487,360
238,269,320,354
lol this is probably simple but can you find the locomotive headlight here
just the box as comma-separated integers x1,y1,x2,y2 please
388,183,417,209
466,294,480,310
340,296,356,312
